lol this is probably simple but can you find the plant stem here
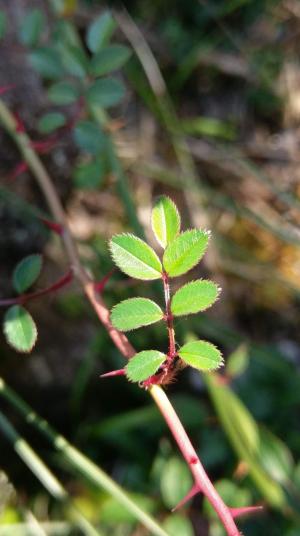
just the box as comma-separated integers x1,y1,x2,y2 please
162,272,176,358
0,97,241,535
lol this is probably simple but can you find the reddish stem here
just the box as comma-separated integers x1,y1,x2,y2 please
162,271,176,358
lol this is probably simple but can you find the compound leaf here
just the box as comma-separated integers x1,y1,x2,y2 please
48,81,80,105
86,11,116,53
3,306,37,353
12,254,42,294
171,279,219,317
110,233,162,280
178,340,223,371
111,298,163,331
151,196,180,248
90,44,131,76
163,229,209,277
126,350,165,382
86,78,125,108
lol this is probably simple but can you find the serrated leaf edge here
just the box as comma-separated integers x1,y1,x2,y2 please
3,306,38,353
171,279,222,316
151,195,181,249
110,297,164,332
163,228,211,277
109,233,163,279
178,340,224,372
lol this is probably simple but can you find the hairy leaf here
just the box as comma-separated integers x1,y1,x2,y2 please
13,254,42,294
48,81,80,105
126,350,165,382
86,11,116,53
3,306,37,353
19,8,44,46
163,229,209,277
86,78,125,108
90,45,131,77
73,121,106,155
178,340,223,371
151,196,180,248
110,233,162,280
37,112,66,134
111,298,163,331
171,279,219,316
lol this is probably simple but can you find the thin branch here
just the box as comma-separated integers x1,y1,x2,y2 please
0,98,241,535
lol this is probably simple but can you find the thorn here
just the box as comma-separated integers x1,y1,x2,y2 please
94,269,115,293
0,84,15,95
230,505,264,519
39,218,64,236
13,112,26,133
100,368,125,379
171,484,200,512
9,161,28,180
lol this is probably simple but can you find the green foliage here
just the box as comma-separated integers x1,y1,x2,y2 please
19,8,44,47
125,350,165,382
3,306,37,353
73,157,106,189
29,47,64,79
111,298,163,331
163,229,210,277
37,112,66,134
86,77,125,108
86,11,116,53
0,11,6,40
73,121,106,155
48,81,80,105
151,196,181,248
160,456,193,509
178,340,223,371
171,280,219,316
12,254,42,294
226,344,249,378
163,514,194,536
90,45,131,77
60,45,88,78
109,233,162,280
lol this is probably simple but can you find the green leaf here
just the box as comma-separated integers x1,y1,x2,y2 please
89,45,131,77
111,298,163,331
160,457,193,510
151,196,181,248
37,112,66,134
12,254,42,294
19,8,44,47
163,229,210,277
178,340,223,371
3,306,37,353
86,78,125,108
0,12,7,40
73,158,105,189
226,344,249,378
29,47,64,79
73,121,106,155
258,427,294,485
171,279,219,317
110,233,162,280
126,350,165,382
86,11,116,53
48,81,80,105
61,45,88,78
163,514,194,536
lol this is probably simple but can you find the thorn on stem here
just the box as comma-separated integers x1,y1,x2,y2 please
171,484,200,511
40,218,64,236
94,269,115,293
230,505,264,519
100,368,125,379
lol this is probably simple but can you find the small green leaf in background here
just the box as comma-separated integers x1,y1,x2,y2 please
19,8,44,47
163,514,194,536
73,158,106,189
48,81,80,105
100,493,155,523
29,47,64,79
151,196,181,248
163,229,210,277
178,340,223,371
171,279,219,317
86,11,116,53
37,112,66,134
126,350,165,382
110,233,162,280
73,121,106,155
12,254,42,294
111,297,164,331
160,456,193,509
258,427,294,485
3,306,37,353
90,45,131,77
86,78,125,109
61,45,88,78
0,12,7,40
226,344,249,378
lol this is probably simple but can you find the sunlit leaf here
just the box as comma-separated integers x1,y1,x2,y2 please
29,47,64,79
86,78,125,108
110,233,162,280
19,8,44,46
48,81,80,105
160,457,193,510
12,254,42,294
111,298,163,331
163,229,209,277
37,112,66,134
126,350,165,382
178,340,223,371
3,306,37,353
73,121,106,155
90,45,131,76
86,11,116,53
151,196,181,248
226,344,249,378
171,279,219,317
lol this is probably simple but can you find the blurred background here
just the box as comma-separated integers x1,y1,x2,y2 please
1,0,300,534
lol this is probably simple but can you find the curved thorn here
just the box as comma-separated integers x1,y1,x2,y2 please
171,484,200,512
230,505,264,519
100,369,125,379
